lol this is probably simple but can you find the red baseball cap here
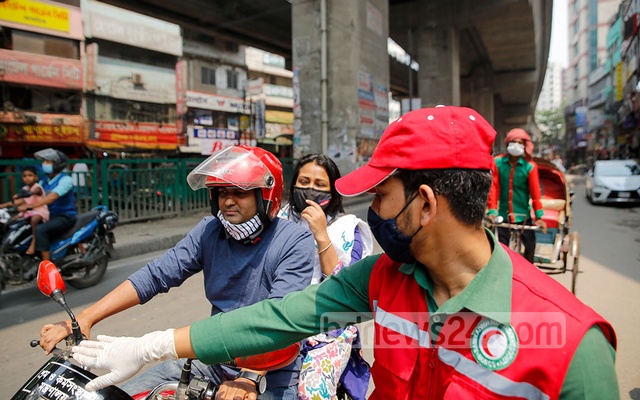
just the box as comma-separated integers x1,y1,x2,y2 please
336,106,496,196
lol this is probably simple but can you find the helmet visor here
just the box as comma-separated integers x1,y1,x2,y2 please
187,146,275,191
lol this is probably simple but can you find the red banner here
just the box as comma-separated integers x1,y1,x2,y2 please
93,121,179,149
1,123,83,143
0,49,82,89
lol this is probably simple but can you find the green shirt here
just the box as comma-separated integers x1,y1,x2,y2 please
191,231,618,399
489,155,545,221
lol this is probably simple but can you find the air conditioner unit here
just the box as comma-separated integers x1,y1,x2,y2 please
132,73,144,86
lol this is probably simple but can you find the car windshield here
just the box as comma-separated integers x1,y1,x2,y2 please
596,162,640,177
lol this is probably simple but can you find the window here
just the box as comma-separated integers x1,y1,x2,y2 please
202,66,216,86
92,97,173,123
11,29,78,59
3,85,81,114
227,69,238,89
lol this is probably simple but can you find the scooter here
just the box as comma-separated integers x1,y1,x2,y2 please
11,260,300,399
0,202,118,296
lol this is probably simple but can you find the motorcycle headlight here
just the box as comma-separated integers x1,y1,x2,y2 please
99,211,118,231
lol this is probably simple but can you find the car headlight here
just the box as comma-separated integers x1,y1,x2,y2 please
592,181,608,190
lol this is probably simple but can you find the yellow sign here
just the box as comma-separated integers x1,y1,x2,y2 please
615,62,623,102
0,0,70,33
265,110,294,124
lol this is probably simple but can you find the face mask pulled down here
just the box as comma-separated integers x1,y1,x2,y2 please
367,193,421,264
217,211,263,242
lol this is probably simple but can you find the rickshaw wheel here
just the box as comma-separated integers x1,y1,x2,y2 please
570,231,580,294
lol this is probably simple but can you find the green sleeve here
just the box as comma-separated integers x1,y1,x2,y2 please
534,209,544,220
559,326,619,399
190,254,380,365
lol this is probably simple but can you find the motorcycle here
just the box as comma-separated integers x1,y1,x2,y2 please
0,200,118,296
11,260,300,400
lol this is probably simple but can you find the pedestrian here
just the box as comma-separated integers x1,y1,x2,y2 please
487,128,547,262
551,154,566,173
279,153,373,399
41,146,315,399
19,148,76,263
72,107,618,399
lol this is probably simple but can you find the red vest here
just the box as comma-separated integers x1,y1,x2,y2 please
368,246,616,400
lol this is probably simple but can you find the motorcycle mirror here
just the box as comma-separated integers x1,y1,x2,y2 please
232,343,300,371
37,261,84,344
37,260,66,297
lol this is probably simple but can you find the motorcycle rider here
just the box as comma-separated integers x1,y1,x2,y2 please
0,166,50,255
18,148,76,262
41,145,315,399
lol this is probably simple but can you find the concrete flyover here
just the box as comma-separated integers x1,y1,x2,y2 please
99,0,551,158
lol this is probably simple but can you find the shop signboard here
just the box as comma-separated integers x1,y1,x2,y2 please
1,123,83,143
187,127,238,155
1,0,70,33
616,62,624,101
83,0,182,56
186,91,250,114
265,111,294,124
254,100,266,139
264,84,293,99
85,43,98,91
246,78,264,96
91,121,179,149
0,49,82,89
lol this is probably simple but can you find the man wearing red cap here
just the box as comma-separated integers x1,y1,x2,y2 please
72,106,618,399
487,128,547,262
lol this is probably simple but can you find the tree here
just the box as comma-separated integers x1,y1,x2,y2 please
535,107,565,150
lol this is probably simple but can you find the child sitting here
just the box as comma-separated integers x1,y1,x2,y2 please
0,166,50,255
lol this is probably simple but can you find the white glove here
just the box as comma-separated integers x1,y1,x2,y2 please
72,329,178,391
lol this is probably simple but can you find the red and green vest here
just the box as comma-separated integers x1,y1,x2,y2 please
367,247,615,400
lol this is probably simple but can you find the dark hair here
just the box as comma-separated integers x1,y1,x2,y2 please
22,166,38,175
288,154,344,218
395,169,492,227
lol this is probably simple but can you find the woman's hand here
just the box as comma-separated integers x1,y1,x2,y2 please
300,200,328,242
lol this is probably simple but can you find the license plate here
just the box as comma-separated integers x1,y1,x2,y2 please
618,192,631,198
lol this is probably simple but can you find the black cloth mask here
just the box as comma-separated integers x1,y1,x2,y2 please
292,187,332,212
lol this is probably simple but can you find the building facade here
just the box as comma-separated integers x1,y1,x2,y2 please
538,62,564,111
0,0,85,158
245,46,294,159
564,0,621,164
177,30,250,156
81,0,182,157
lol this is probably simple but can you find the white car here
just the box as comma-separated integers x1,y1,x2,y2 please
585,160,640,205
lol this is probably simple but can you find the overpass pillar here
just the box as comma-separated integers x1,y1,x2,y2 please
415,2,460,107
292,0,389,173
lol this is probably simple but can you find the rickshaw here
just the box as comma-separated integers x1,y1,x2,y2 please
488,157,581,294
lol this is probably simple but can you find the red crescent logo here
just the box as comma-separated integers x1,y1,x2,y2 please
481,329,504,358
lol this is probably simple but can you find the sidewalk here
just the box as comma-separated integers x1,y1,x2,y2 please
110,194,373,261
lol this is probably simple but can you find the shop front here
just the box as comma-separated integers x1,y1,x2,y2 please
178,91,251,156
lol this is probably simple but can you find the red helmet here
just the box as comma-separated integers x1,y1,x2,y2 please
187,146,283,221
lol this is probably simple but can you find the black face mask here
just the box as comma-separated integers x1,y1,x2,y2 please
367,192,421,264
292,187,332,212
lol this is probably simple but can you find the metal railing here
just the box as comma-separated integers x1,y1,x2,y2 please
0,156,295,224
0,158,209,224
